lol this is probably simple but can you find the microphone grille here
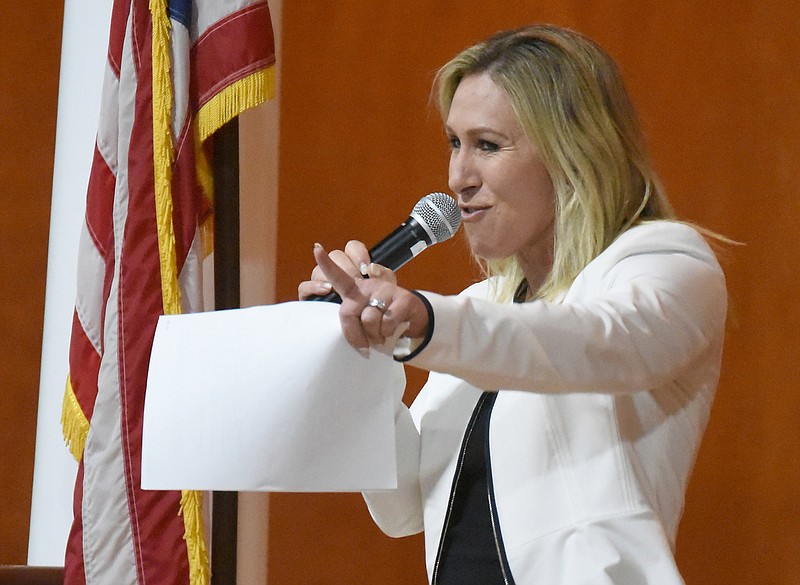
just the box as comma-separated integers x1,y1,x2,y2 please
413,192,462,244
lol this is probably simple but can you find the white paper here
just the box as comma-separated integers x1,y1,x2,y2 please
141,301,404,492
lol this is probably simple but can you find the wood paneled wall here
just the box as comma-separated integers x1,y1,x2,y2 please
0,1,64,564
3,2,798,584
270,2,800,584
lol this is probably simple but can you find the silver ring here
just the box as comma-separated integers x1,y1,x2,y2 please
368,298,387,312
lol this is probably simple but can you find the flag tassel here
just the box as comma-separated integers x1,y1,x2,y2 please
150,1,209,584
61,375,90,462
180,490,211,585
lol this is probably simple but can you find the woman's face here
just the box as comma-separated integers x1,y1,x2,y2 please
446,73,556,279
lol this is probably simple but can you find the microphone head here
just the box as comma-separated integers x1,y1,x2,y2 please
411,192,462,244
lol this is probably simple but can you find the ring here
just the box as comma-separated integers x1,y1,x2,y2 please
368,298,387,312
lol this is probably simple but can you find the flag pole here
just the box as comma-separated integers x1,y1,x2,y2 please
212,117,240,585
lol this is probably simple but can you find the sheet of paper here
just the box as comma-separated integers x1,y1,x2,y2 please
141,301,404,492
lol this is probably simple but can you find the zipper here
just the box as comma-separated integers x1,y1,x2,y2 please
431,393,490,585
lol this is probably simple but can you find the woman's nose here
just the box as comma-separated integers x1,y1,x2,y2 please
448,150,479,195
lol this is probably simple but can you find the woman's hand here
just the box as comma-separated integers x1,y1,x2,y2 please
298,240,385,300
299,242,429,350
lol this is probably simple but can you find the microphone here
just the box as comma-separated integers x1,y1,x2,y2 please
310,192,462,303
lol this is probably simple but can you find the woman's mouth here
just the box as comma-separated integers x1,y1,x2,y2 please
460,205,490,221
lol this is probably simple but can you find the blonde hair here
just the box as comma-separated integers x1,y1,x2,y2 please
435,25,675,302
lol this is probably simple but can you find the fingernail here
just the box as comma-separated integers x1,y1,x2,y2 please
314,242,323,249
320,281,332,291
359,263,369,276
368,263,382,277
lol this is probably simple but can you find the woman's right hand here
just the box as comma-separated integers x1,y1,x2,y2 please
299,241,429,350
297,240,397,301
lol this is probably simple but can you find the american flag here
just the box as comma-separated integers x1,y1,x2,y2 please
61,1,275,583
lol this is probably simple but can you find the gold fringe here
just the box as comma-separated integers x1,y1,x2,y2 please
194,66,276,259
61,375,90,462
150,3,208,584
150,0,182,317
180,490,211,585
197,66,276,143
149,12,276,585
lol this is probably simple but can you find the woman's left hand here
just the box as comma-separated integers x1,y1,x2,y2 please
312,244,429,350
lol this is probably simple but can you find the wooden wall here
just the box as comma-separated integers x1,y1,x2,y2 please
0,1,64,564
270,2,800,584
3,1,799,584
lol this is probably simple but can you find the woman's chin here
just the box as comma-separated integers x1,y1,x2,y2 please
466,242,508,262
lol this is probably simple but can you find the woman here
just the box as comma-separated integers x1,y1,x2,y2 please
299,24,727,584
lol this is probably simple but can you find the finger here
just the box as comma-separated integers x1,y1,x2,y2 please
365,262,398,285
376,289,428,340
358,282,400,345
313,244,361,300
328,249,362,279
311,245,361,282
360,299,388,345
377,320,411,355
298,280,333,301
309,244,359,289
337,297,372,349
344,240,372,275
310,265,328,282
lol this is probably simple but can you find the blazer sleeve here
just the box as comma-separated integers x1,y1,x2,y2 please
361,402,424,537
406,222,728,394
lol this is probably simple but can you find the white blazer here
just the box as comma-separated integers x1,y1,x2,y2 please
364,221,728,584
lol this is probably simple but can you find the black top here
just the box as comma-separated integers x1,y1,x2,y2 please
434,280,529,584
435,392,514,584
399,281,529,583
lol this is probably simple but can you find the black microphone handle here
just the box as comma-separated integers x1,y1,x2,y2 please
308,216,433,303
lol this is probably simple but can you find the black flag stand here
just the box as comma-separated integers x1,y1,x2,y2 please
211,118,240,585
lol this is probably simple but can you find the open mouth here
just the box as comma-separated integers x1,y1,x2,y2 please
460,205,490,219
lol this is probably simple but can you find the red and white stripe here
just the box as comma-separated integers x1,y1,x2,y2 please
64,2,274,583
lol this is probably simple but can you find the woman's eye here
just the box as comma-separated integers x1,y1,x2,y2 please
478,140,499,152
448,136,461,149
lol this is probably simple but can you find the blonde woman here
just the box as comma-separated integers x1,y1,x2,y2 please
300,24,727,584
